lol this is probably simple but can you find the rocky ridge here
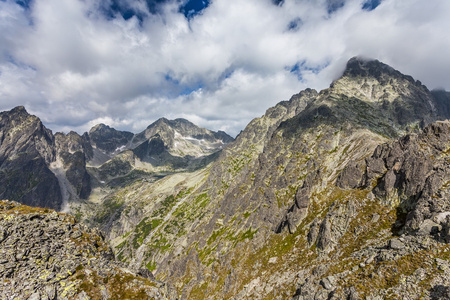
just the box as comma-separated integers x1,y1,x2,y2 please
0,200,169,299
87,57,450,299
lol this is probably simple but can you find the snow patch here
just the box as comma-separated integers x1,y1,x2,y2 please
114,145,127,153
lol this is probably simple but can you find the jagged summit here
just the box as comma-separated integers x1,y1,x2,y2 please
89,123,113,133
143,117,233,141
129,116,233,169
1,106,41,127
88,123,134,155
0,106,61,209
309,56,439,135
9,105,28,114
342,56,418,85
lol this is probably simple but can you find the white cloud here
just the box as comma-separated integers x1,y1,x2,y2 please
0,0,449,137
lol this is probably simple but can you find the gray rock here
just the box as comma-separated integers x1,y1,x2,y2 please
336,160,364,189
320,276,336,290
44,285,56,300
28,292,41,300
389,239,405,250
371,213,380,223
416,219,441,236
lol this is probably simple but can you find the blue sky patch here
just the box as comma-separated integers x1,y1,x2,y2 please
287,18,303,31
272,0,284,6
14,0,32,9
180,0,210,19
288,61,330,81
362,0,382,11
180,83,203,96
103,0,168,21
164,73,204,96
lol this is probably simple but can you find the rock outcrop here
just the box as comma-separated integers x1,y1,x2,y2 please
294,121,450,299
364,121,450,235
0,200,168,299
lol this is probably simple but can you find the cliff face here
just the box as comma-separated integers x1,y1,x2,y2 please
0,107,95,210
0,200,169,299
88,58,450,299
0,106,62,210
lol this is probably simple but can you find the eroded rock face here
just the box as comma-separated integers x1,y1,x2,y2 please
0,107,96,210
363,121,450,235
0,107,62,210
54,132,92,199
0,200,168,299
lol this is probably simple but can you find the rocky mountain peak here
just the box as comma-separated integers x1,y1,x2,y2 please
344,56,398,78
0,105,42,130
9,105,28,114
148,117,170,127
89,123,109,133
309,57,439,136
88,123,134,155
332,57,425,94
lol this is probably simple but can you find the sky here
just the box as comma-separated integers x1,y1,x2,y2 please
0,0,449,137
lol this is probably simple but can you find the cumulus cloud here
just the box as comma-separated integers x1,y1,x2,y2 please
0,0,449,137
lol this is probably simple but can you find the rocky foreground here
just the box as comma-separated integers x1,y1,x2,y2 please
0,200,169,299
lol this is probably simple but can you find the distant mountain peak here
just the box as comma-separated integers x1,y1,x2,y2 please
147,117,196,130
3,106,36,122
147,117,170,128
340,56,424,89
344,56,397,77
11,105,27,113
89,123,115,134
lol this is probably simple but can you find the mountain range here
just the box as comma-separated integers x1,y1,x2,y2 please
0,110,233,211
2,57,450,299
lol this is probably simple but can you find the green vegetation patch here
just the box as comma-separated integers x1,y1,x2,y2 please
132,217,162,249
94,196,124,224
